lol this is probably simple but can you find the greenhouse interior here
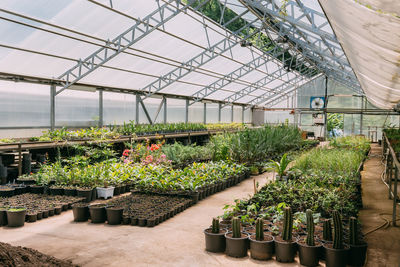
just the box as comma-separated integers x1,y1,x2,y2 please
0,0,399,266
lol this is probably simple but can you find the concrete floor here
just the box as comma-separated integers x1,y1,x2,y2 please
0,144,398,266
359,144,400,266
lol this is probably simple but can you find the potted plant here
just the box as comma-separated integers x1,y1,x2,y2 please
204,218,227,253
72,203,90,222
225,217,249,258
106,205,123,225
6,207,27,227
89,204,107,223
323,210,349,267
269,153,291,181
249,218,274,260
274,206,297,262
348,217,367,266
297,209,322,267
97,181,115,200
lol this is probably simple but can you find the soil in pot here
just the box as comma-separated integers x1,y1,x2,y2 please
106,206,123,225
274,236,297,263
204,228,227,253
89,204,107,223
323,243,350,267
72,203,89,222
225,232,249,258
6,208,26,227
348,242,368,267
297,239,322,267
249,234,274,260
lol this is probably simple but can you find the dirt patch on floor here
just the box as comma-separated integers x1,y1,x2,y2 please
0,242,78,267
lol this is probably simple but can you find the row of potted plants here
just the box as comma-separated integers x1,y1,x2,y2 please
0,193,85,227
205,207,366,266
72,193,192,227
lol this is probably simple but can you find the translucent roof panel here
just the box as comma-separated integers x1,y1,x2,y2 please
320,0,400,109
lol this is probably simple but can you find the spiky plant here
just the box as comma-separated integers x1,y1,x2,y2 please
282,207,293,241
255,218,264,241
212,218,220,234
349,217,359,246
323,219,333,241
332,210,344,249
232,217,241,238
306,209,315,246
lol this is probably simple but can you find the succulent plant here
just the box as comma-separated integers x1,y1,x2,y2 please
255,218,264,241
282,207,293,241
232,217,241,238
212,218,220,233
332,210,343,249
349,216,359,245
323,219,333,241
306,209,315,246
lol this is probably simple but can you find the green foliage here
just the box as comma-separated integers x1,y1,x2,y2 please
161,143,212,165
306,209,315,246
327,113,344,133
269,153,291,177
332,210,343,249
232,217,241,238
212,218,220,234
330,136,370,153
282,207,293,241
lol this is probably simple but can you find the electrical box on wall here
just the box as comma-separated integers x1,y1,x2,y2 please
312,113,324,125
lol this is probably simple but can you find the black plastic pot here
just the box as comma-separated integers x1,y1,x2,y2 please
36,211,43,220
249,234,274,260
349,242,368,266
64,188,77,196
0,188,14,197
30,185,45,194
0,208,8,226
106,206,123,225
114,186,121,196
122,215,130,225
146,218,156,227
204,228,227,253
190,191,199,204
26,213,37,223
54,206,62,215
6,208,26,227
297,240,322,267
42,210,49,218
77,188,92,202
12,186,26,195
323,243,350,267
274,237,297,263
50,187,64,196
130,217,138,226
48,208,55,216
225,232,249,258
138,217,147,227
72,203,90,222
89,204,107,223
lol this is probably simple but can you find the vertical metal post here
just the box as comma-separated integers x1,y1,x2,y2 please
185,99,189,123
50,85,55,131
135,94,140,125
242,106,245,123
231,105,234,122
323,76,328,139
98,89,103,127
389,154,393,199
360,96,364,135
218,103,222,122
393,165,398,226
203,102,207,124
18,143,22,177
163,97,167,123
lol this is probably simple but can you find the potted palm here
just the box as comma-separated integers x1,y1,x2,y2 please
249,218,274,260
204,218,227,253
297,209,322,266
269,153,291,181
225,217,249,258
275,207,297,262
348,217,367,266
323,211,349,267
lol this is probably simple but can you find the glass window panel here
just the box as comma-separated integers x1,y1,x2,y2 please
206,103,219,123
103,92,135,125
220,107,231,123
166,98,186,123
188,102,204,123
233,106,242,122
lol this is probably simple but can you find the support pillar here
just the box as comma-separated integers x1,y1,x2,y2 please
98,89,103,127
50,85,55,131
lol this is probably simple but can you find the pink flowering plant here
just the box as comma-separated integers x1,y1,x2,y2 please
122,139,171,166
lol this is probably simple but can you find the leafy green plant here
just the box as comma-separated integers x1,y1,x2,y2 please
269,153,291,178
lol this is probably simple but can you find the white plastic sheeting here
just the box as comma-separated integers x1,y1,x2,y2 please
319,0,400,109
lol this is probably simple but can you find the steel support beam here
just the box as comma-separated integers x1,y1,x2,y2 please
99,89,103,127
137,96,153,124
56,0,210,94
231,105,234,122
163,97,167,123
185,99,189,123
50,85,55,131
135,94,140,124
218,103,222,122
203,103,207,123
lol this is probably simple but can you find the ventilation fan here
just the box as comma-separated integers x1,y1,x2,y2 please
310,97,325,109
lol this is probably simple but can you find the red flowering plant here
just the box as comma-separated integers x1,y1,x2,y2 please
121,139,171,166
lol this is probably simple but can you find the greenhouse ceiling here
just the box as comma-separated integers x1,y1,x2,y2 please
0,0,372,109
